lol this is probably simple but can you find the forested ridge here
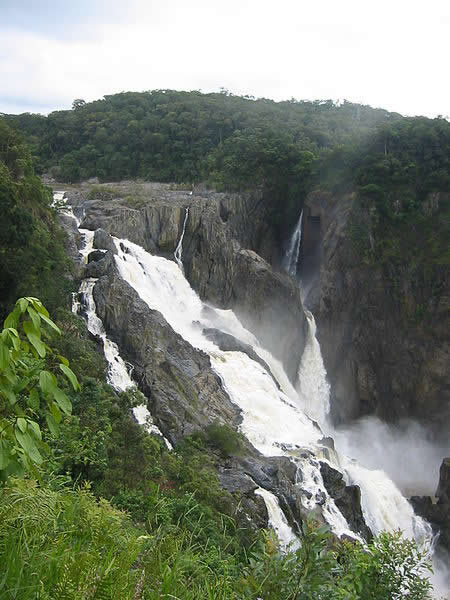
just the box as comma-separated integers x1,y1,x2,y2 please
0,94,448,598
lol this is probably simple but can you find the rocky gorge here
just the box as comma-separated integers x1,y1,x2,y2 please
58,181,449,568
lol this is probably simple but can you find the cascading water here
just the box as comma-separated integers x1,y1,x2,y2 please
53,192,437,589
282,209,303,276
254,488,299,551
53,193,170,447
174,207,189,271
281,210,444,594
111,236,434,551
296,310,331,426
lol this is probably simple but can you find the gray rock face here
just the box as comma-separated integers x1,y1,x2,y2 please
93,262,241,445
93,228,117,254
303,190,450,434
231,249,308,383
57,211,84,280
66,184,308,385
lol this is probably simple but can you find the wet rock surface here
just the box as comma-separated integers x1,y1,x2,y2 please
320,461,372,541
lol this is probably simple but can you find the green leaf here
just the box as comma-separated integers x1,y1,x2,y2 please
4,306,20,329
27,389,40,410
27,306,41,330
23,321,46,358
53,388,72,414
58,355,69,367
29,298,49,318
1,386,17,406
5,328,21,351
59,364,80,390
17,417,27,433
50,402,62,424
0,343,10,370
17,298,29,314
46,413,60,437
28,420,42,441
14,428,42,464
0,440,12,470
39,370,57,396
40,313,61,335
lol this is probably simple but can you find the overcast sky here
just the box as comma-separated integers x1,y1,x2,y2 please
1,0,449,117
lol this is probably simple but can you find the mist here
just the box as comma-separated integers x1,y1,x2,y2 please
332,416,449,497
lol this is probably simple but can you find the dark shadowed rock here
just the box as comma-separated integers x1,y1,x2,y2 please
436,458,450,503
85,251,114,279
219,470,258,494
57,211,84,279
320,461,372,541
405,461,450,552
303,190,449,435
88,249,107,263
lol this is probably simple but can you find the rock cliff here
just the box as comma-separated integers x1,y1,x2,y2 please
67,183,307,384
301,190,449,435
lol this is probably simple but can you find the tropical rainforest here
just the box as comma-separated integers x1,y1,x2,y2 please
0,90,449,598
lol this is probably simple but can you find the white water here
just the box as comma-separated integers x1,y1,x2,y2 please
255,488,299,551
174,207,189,271
282,210,303,276
296,310,331,426
110,236,436,553
53,193,169,446
281,212,444,595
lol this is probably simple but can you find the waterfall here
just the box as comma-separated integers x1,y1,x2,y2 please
174,207,189,271
296,310,331,426
255,488,300,551
53,192,171,448
55,193,435,571
111,236,433,549
282,209,303,276
281,212,442,591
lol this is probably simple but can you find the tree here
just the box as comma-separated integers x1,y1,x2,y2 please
72,98,86,110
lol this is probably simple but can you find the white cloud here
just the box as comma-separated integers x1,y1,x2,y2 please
1,0,449,116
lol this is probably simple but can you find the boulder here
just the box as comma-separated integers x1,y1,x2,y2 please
93,228,118,254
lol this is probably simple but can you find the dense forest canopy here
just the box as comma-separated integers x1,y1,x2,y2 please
4,90,449,232
4,90,399,183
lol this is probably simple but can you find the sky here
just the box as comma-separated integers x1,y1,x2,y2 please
1,0,449,117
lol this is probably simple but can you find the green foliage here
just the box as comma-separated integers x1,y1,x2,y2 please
5,91,400,231
0,298,78,479
318,116,450,320
203,421,246,457
0,118,71,318
0,479,148,600
0,479,434,600
337,530,433,599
